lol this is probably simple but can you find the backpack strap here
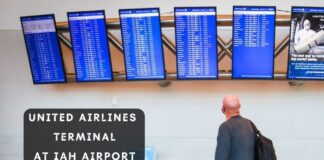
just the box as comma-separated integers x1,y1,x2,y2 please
249,120,261,135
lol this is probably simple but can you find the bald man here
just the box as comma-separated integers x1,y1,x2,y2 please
215,95,255,160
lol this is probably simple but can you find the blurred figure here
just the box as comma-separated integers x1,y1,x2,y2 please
294,19,316,45
215,95,255,160
294,19,324,54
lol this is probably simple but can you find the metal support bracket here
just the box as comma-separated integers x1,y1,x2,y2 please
56,18,297,87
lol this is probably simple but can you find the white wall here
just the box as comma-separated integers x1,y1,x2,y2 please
1,30,324,160
1,0,324,160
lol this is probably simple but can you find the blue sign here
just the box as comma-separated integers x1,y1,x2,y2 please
175,7,218,79
232,6,276,79
21,15,66,84
288,7,324,80
119,8,166,80
68,10,113,82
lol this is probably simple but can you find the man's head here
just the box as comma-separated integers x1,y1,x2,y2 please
303,19,311,31
222,95,241,120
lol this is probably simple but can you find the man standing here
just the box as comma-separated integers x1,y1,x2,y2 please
215,95,255,160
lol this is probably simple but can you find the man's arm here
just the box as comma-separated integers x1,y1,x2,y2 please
294,31,300,44
215,123,231,160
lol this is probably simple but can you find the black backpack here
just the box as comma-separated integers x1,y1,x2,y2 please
249,121,277,160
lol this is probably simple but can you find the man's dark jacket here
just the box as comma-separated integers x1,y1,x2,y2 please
215,115,255,160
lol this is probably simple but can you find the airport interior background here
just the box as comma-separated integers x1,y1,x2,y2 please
1,0,324,160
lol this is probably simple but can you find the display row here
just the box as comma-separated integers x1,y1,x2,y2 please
20,6,324,84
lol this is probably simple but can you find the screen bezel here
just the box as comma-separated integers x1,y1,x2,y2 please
20,14,67,84
231,5,276,80
174,6,219,80
287,6,324,81
119,7,166,81
67,10,114,82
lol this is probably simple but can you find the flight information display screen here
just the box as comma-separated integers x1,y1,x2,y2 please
68,10,113,82
21,14,66,84
119,8,165,80
288,7,324,80
232,6,276,79
175,7,218,80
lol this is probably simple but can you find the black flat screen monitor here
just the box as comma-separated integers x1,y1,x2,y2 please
174,7,218,80
287,7,324,80
21,14,66,84
119,8,166,80
232,6,276,79
68,10,113,82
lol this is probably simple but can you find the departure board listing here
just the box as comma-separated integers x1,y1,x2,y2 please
119,8,166,80
175,7,218,79
288,7,324,80
68,11,113,82
20,6,324,83
21,15,66,84
24,109,145,160
232,6,276,79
